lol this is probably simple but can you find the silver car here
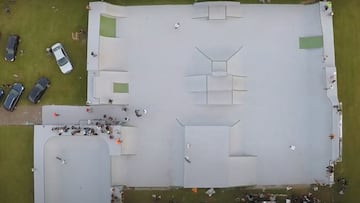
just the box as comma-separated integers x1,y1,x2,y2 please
51,43,73,74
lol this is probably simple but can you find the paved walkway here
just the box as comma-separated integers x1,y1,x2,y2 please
42,105,130,125
0,106,42,125
319,2,342,175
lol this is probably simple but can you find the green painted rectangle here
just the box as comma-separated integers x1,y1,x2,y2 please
299,36,323,49
113,83,129,93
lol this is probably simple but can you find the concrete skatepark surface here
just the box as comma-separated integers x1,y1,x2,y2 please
89,3,333,186
34,3,341,203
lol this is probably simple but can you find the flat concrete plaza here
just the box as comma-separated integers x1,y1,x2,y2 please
44,136,110,203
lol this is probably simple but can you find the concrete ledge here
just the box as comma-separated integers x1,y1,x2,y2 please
91,2,127,18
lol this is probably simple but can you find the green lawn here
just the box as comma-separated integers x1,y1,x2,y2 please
0,1,90,203
0,126,33,203
124,186,333,203
333,0,360,202
0,0,88,105
108,0,302,5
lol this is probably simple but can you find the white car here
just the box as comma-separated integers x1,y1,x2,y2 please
51,43,73,74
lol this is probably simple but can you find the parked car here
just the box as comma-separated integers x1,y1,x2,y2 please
0,88,4,100
3,83,24,111
28,77,50,104
51,42,73,74
4,35,20,62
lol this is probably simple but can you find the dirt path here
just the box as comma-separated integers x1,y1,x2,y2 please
0,106,42,125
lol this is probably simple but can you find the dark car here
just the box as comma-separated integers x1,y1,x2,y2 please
0,88,4,100
5,35,20,62
28,77,50,104
3,83,24,111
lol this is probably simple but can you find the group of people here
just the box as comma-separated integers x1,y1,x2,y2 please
51,125,99,136
103,114,116,124
135,109,147,117
324,1,334,16
326,165,334,173
337,177,348,195
300,192,320,203
4,6,10,14
1,84,13,89
151,194,162,201
118,107,147,123
51,125,71,135
238,193,276,202
50,107,147,137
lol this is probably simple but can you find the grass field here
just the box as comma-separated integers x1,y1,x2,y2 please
0,126,33,203
0,0,88,105
108,0,301,5
0,0,358,203
332,0,360,202
124,186,334,203
0,1,89,203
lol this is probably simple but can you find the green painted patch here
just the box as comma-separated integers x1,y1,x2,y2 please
100,15,116,37
113,83,129,93
299,36,323,49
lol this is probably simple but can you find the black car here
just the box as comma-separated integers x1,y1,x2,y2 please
0,88,4,100
5,35,20,62
3,83,24,111
28,77,50,104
